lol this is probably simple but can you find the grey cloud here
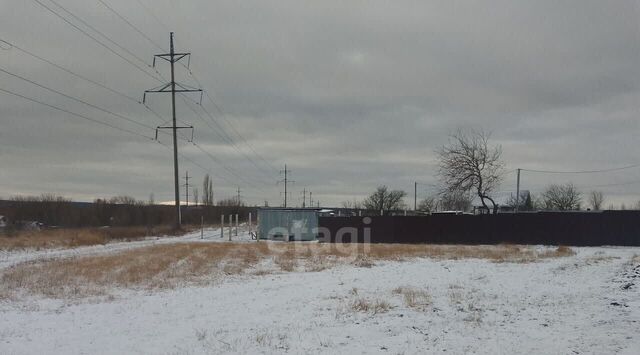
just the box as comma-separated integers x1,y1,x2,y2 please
1,0,639,207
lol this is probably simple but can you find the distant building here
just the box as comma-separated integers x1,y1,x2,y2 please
473,190,532,214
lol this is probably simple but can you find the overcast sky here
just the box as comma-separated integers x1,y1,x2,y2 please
1,0,639,207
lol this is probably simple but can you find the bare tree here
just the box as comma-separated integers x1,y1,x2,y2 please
109,195,138,205
192,188,199,206
341,199,362,209
505,191,533,211
202,174,214,206
541,183,582,211
362,186,407,213
438,189,473,212
417,196,436,212
588,191,604,211
437,129,504,214
218,197,244,207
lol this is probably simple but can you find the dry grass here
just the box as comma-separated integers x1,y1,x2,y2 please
447,284,484,324
0,242,576,300
350,297,391,314
392,286,432,310
1,243,271,299
274,249,297,271
308,243,575,264
0,226,197,251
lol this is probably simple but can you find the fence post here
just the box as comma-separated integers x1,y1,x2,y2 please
235,214,238,236
228,215,232,241
201,215,204,239
220,215,224,239
380,209,383,216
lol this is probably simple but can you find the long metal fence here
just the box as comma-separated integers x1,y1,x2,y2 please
318,211,640,246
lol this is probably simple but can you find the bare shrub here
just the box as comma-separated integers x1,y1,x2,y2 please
254,331,289,350
304,254,335,272
274,249,297,272
538,245,576,259
351,297,371,312
392,286,431,310
372,299,391,314
352,254,374,268
350,297,391,314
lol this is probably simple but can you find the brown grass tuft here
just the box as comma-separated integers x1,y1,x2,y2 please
392,286,431,310
274,249,297,272
349,297,391,314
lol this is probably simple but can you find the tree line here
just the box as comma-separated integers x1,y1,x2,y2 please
1,193,255,228
343,129,638,214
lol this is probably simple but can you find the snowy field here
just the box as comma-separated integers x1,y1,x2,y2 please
0,230,638,354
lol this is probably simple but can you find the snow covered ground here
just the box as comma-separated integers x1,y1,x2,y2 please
0,233,638,354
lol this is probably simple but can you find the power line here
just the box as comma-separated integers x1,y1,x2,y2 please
46,0,151,68
30,2,274,203
0,87,153,139
128,2,278,200
32,0,162,83
0,66,157,131
190,142,266,188
520,164,640,174
188,71,280,174
96,0,165,51
180,95,276,182
0,38,142,104
0,37,176,131
578,179,640,190
134,0,171,33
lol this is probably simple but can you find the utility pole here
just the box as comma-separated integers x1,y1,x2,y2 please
414,181,417,211
278,164,294,208
183,171,191,206
309,191,313,207
515,168,521,213
236,186,242,206
144,32,202,229
301,188,307,208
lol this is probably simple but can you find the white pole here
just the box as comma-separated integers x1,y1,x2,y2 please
228,215,232,241
380,209,383,216
201,215,204,239
220,214,224,239
516,168,521,213
235,214,238,236
249,212,252,233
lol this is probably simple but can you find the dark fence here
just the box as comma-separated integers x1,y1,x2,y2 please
319,211,640,246
0,200,256,228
